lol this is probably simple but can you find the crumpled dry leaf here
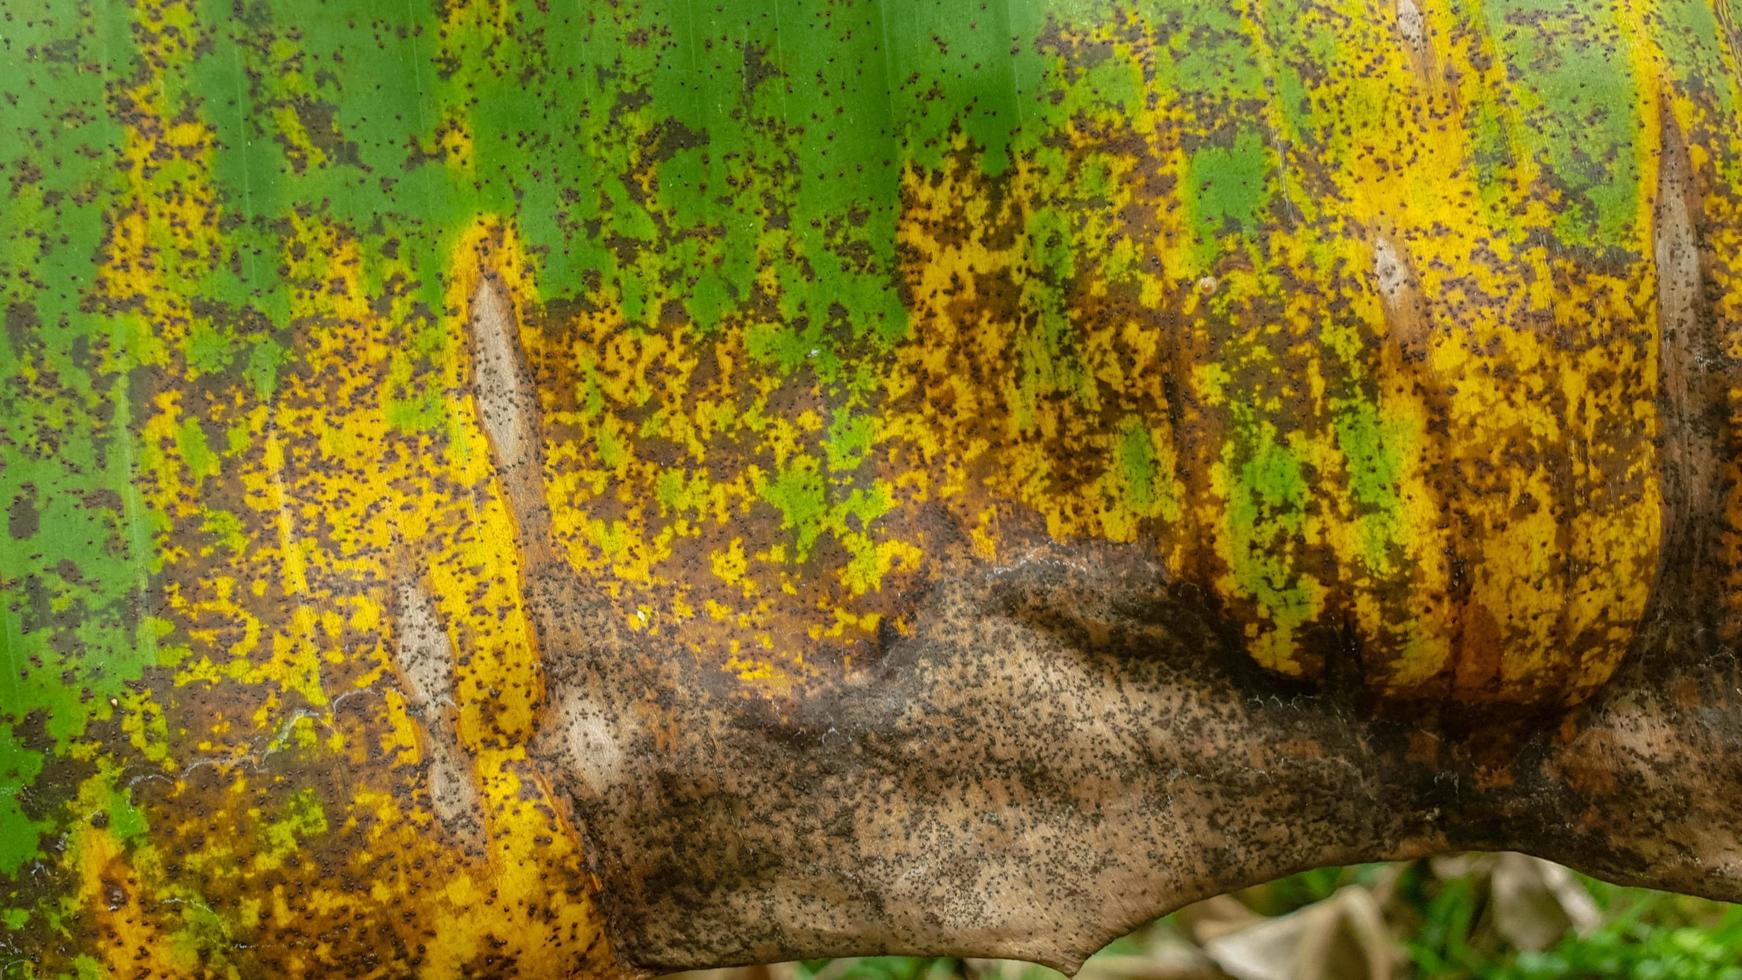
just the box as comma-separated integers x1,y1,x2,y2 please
1200,886,1394,980
1421,851,1602,952
1060,928,1222,980
1175,894,1267,945
1488,852,1602,951
1427,853,1489,881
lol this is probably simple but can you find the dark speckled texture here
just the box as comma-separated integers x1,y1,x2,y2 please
6,0,1742,974
473,269,1742,971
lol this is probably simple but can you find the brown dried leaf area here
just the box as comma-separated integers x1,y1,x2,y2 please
665,854,1624,980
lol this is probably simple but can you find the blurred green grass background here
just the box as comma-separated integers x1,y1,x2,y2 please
667,856,1742,980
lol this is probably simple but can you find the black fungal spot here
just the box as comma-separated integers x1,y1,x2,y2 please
8,486,39,540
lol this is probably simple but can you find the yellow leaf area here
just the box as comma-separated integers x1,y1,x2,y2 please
73,2,613,972
877,0,1683,708
1702,3,1742,638
1167,0,1671,705
529,284,926,690
481,1,1739,714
